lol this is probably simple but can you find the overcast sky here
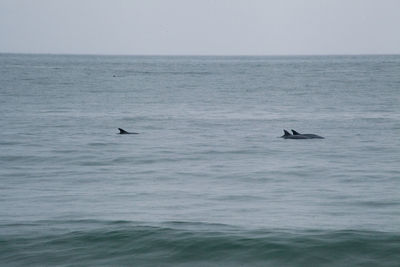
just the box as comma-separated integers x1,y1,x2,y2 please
1,0,399,55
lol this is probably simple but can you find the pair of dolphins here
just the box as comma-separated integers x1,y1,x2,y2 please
281,129,324,139
119,127,324,139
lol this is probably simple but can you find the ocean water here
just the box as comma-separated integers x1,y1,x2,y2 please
1,54,400,266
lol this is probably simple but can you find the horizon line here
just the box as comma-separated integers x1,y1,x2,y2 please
1,51,399,57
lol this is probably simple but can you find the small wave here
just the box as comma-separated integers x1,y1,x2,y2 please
355,200,400,208
0,141,20,146
87,142,110,147
1,220,399,266
78,161,112,167
122,70,212,76
197,149,255,156
0,155,51,163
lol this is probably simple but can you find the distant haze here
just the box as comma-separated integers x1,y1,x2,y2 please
1,0,400,55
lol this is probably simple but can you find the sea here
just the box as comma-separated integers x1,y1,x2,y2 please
1,53,399,266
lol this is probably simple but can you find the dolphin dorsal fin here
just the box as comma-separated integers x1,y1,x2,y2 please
283,129,291,136
118,128,129,134
291,129,301,135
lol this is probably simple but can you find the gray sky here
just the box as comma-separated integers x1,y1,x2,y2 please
1,0,399,55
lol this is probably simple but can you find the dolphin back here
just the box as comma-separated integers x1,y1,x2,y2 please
118,128,139,134
281,129,292,138
303,134,324,139
291,129,324,139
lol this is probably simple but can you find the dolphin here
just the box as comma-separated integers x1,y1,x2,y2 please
118,128,139,134
281,129,309,139
291,129,324,139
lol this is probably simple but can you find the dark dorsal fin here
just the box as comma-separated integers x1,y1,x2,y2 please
283,129,291,136
291,129,301,135
118,128,129,134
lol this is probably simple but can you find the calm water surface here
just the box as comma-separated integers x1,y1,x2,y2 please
1,54,400,266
